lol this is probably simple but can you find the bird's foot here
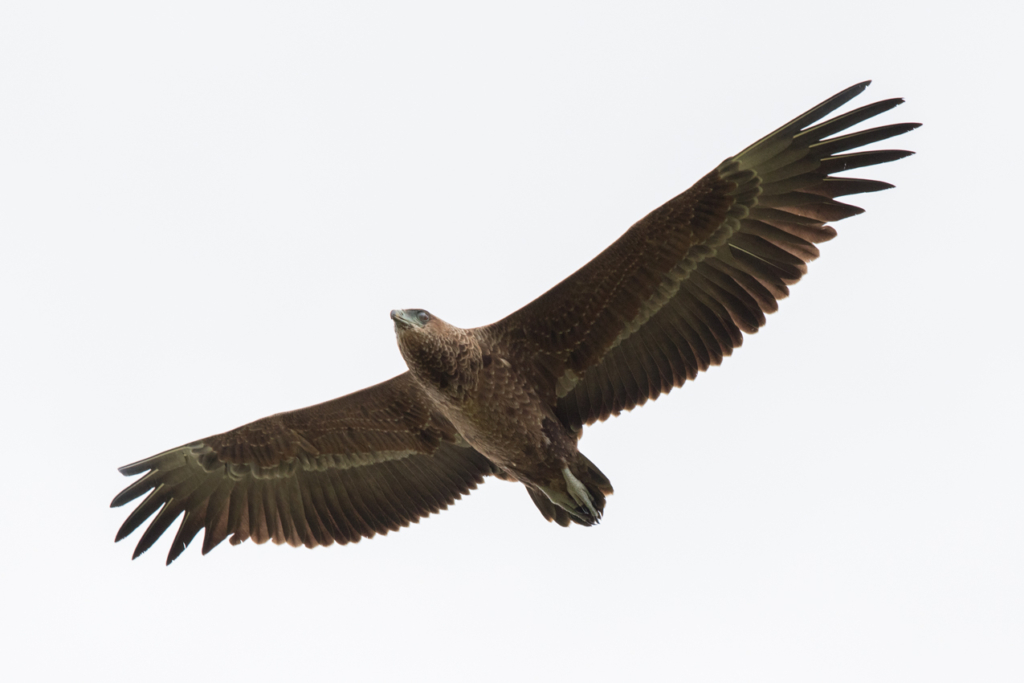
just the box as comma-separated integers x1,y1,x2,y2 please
562,466,601,523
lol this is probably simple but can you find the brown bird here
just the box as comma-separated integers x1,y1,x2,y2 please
112,81,918,564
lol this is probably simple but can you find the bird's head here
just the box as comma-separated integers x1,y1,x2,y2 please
391,309,445,360
390,308,435,332
391,309,479,393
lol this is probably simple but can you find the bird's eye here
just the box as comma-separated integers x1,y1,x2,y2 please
417,311,431,324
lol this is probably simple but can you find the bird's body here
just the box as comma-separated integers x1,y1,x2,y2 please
393,311,610,522
112,82,919,563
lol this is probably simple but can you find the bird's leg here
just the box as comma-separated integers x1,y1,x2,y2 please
535,466,603,525
562,466,600,522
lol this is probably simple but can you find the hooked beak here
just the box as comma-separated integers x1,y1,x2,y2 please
391,309,423,330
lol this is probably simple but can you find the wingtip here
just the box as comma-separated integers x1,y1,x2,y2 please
118,459,156,477
165,544,185,566
110,487,136,508
843,80,872,98
114,517,136,542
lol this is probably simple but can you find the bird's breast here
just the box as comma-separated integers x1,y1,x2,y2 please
439,358,574,471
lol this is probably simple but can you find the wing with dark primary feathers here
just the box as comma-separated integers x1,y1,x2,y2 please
111,372,497,564
490,81,919,432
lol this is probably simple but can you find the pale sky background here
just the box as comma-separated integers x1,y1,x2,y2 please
2,2,1021,682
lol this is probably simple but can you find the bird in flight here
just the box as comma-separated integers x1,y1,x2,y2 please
112,81,918,564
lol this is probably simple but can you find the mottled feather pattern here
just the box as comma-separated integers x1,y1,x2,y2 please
117,439,495,563
112,82,917,562
495,171,739,381
112,373,497,564
544,82,918,431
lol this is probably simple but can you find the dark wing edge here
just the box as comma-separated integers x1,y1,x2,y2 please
111,373,497,564
491,82,919,431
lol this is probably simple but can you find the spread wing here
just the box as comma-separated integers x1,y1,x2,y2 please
490,82,918,431
111,373,497,564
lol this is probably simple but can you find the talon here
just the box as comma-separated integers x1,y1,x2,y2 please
563,467,599,520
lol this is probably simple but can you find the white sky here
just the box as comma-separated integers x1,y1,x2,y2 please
2,2,1021,681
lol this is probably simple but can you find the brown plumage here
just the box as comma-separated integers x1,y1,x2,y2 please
112,81,919,563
